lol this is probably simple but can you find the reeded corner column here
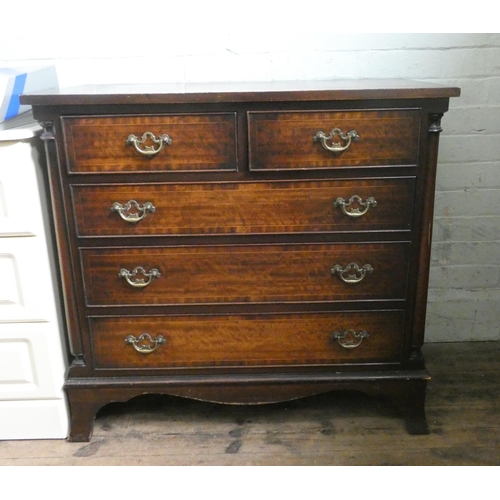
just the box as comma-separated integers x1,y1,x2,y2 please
412,112,444,356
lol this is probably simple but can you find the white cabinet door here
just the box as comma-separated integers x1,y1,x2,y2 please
0,133,68,440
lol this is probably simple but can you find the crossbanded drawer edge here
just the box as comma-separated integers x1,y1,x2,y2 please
61,113,238,174
88,310,407,369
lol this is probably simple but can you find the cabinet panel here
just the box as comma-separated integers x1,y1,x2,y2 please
0,238,58,322
0,128,69,440
0,400,68,440
0,323,66,401
0,141,43,236
0,338,36,390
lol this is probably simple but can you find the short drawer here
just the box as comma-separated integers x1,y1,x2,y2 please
81,242,410,306
72,178,415,237
248,109,420,170
90,310,406,369
62,113,237,173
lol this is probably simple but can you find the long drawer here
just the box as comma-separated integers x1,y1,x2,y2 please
90,310,406,369
62,114,238,173
72,178,415,237
248,109,420,170
81,243,410,306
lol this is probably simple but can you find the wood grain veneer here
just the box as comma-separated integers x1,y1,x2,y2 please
21,80,460,441
63,114,237,173
72,178,415,237
248,109,420,170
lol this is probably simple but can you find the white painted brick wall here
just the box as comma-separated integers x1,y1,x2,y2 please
1,11,498,342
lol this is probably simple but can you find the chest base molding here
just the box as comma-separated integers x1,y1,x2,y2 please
65,371,430,442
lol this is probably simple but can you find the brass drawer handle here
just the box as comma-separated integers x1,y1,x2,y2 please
313,128,360,153
118,266,161,288
334,195,377,218
111,200,156,224
126,131,172,157
125,333,166,354
331,329,369,349
331,262,373,284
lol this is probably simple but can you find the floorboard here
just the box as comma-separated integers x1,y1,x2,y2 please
1,341,499,466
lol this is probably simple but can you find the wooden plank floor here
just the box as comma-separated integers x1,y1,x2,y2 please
1,341,499,466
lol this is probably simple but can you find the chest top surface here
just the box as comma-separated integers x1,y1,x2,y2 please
21,79,460,106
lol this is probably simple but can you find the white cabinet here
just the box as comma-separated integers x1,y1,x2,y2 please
0,114,68,439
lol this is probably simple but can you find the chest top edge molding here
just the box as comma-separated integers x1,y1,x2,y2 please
20,79,461,107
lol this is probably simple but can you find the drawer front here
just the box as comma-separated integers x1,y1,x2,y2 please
90,310,406,368
72,178,415,237
81,243,410,306
248,109,420,170
62,114,237,173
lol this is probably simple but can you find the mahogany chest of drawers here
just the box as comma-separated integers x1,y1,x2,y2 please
22,80,460,441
